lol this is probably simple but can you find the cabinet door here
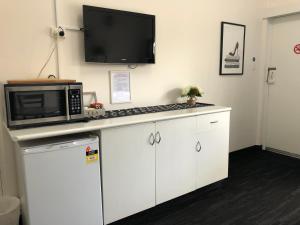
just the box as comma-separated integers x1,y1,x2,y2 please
101,123,156,224
195,112,230,189
156,117,197,204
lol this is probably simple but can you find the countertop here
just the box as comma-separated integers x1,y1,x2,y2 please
7,105,231,142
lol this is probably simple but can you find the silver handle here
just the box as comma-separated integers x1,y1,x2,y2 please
155,131,161,144
65,87,70,120
267,67,277,83
149,133,155,146
196,141,202,152
268,67,277,72
210,121,219,124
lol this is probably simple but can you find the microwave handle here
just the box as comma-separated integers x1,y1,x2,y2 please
65,87,70,120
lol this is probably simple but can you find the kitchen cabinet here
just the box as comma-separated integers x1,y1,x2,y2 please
155,117,196,204
101,123,156,225
101,111,230,224
7,104,231,225
155,112,230,204
195,112,230,188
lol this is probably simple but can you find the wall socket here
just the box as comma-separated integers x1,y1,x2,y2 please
50,27,65,39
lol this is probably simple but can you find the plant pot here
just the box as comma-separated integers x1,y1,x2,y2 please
187,97,197,106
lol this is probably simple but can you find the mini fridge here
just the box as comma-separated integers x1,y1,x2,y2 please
16,135,103,225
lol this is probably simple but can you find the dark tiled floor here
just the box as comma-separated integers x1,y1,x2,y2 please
111,147,300,225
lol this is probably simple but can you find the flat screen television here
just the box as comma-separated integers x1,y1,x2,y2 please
83,5,155,64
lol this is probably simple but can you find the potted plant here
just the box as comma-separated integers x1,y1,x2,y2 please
181,86,203,106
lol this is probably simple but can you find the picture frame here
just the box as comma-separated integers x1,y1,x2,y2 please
219,22,246,75
110,71,131,104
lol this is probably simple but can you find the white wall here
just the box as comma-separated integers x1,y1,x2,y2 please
264,0,300,18
57,0,263,151
266,0,300,8
0,0,264,196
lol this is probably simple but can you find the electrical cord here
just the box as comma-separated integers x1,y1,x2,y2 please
0,169,3,196
48,74,57,79
37,42,57,78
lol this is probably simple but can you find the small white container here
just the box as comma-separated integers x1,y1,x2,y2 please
84,107,106,118
0,196,20,225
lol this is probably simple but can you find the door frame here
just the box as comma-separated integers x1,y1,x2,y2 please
260,10,300,150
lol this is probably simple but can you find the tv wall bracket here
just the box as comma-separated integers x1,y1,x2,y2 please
59,26,85,32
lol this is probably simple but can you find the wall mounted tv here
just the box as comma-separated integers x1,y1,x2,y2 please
83,5,156,64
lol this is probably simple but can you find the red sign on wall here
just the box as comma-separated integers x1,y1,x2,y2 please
294,44,300,54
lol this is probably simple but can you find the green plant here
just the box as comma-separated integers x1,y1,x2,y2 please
181,86,203,98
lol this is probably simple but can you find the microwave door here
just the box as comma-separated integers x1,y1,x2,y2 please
6,86,69,127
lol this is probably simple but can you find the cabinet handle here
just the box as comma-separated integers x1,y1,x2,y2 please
155,132,162,144
196,141,202,152
149,133,155,146
210,121,219,124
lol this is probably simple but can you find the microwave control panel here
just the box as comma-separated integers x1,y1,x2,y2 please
69,89,82,115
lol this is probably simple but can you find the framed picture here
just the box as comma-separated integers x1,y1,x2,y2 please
110,71,131,104
219,22,246,75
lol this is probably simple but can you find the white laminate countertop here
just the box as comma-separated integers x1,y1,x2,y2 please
7,105,231,142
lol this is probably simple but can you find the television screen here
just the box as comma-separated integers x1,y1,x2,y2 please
83,5,155,64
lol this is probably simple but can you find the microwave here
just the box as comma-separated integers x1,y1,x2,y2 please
4,83,85,128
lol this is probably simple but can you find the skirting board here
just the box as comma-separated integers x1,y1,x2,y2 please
266,147,300,159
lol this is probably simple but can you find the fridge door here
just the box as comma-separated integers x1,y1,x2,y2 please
22,137,103,225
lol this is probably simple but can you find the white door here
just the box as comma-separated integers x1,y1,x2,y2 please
155,117,196,204
101,123,156,225
195,112,230,189
266,14,300,156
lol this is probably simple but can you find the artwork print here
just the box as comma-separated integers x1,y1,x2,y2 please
220,22,246,75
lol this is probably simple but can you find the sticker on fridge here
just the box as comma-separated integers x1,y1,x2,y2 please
85,146,99,164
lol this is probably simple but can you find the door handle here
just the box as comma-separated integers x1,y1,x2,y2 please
268,67,277,72
149,133,155,146
196,141,202,152
155,132,161,144
267,67,277,84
